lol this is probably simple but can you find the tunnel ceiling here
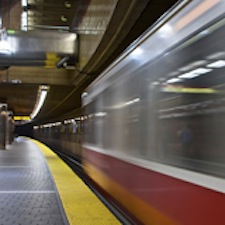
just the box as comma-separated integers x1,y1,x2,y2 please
0,0,179,125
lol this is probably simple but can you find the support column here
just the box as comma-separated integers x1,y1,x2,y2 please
6,111,14,145
0,104,7,149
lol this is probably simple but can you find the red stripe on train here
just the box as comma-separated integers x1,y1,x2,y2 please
84,148,225,225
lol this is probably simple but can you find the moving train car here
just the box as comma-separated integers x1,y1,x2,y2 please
82,0,225,224
33,116,84,160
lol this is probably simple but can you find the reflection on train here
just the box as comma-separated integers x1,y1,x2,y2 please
34,0,225,224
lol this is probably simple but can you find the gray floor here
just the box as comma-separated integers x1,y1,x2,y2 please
0,137,69,225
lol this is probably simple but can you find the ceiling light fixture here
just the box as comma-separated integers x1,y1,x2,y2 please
21,0,27,7
21,11,28,31
30,85,49,120
61,15,68,22
65,1,71,8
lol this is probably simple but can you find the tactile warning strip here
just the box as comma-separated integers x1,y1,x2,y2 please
32,139,121,225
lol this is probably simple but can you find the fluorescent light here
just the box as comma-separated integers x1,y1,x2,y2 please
112,97,140,109
30,85,49,120
95,112,107,117
0,40,11,54
14,116,30,121
179,68,212,79
53,122,61,126
192,68,212,74
125,98,140,106
166,78,182,83
207,60,225,68
21,0,27,7
61,15,68,22
65,1,71,8
21,11,28,31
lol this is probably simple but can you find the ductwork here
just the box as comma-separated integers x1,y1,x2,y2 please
0,29,78,69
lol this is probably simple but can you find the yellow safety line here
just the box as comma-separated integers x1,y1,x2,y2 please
32,140,121,225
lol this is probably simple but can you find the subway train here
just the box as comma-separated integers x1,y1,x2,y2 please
33,117,84,161
34,0,225,224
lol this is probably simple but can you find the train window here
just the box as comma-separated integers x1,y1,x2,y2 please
93,94,105,148
102,74,141,155
139,66,159,160
85,102,95,145
123,74,140,155
101,88,113,150
82,4,225,178
145,15,225,178
108,82,126,152
98,84,122,151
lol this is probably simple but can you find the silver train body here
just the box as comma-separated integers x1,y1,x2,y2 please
82,0,225,224
83,0,225,177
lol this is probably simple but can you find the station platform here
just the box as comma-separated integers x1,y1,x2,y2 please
0,137,121,225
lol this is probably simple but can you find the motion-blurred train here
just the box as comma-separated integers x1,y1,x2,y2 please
34,0,225,224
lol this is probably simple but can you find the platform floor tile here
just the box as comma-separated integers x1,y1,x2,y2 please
0,137,69,225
